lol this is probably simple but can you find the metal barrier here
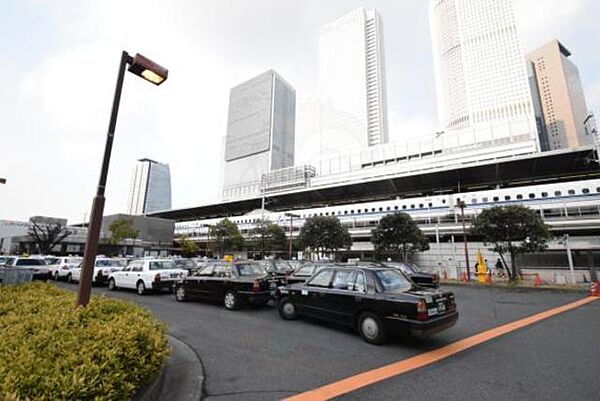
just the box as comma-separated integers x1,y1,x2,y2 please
0,268,34,286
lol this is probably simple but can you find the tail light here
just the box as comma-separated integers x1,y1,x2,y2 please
416,300,428,321
154,273,161,283
252,280,260,292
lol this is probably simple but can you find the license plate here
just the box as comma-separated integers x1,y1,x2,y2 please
427,308,438,317
437,302,446,313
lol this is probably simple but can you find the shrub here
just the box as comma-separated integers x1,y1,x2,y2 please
0,282,169,400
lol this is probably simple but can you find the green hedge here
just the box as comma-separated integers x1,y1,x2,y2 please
0,282,169,401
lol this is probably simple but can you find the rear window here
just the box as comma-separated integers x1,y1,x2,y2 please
96,259,126,267
149,261,176,270
295,265,315,277
307,269,334,288
236,263,265,277
67,258,82,265
45,258,60,265
273,260,292,273
16,259,46,266
374,269,413,293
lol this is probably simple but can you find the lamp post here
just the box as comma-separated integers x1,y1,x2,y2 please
75,51,168,307
285,213,299,259
457,200,471,281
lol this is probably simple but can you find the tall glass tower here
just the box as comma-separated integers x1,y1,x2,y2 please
429,0,536,133
127,158,172,215
221,70,296,200
318,8,388,156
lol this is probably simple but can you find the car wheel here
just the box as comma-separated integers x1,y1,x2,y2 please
278,298,298,320
136,281,146,296
67,273,73,284
358,312,386,345
175,286,187,302
108,278,116,291
223,291,238,310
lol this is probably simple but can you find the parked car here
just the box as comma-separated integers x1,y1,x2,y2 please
108,259,186,295
258,259,294,286
3,257,51,280
382,262,440,288
0,256,12,267
173,258,199,276
174,261,275,310
46,257,83,281
276,265,458,344
285,262,332,285
69,258,127,285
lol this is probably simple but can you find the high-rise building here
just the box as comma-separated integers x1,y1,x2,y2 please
429,0,536,134
528,40,593,150
127,158,172,215
318,8,388,156
221,70,296,200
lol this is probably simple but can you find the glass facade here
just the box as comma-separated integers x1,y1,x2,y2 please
127,159,172,215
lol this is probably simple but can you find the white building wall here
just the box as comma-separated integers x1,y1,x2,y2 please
318,8,388,156
430,0,537,143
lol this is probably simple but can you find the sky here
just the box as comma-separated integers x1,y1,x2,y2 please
1,0,599,223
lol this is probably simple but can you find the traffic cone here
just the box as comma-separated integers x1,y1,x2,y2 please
591,281,600,297
534,274,541,287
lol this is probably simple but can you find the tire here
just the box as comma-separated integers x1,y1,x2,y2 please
278,298,298,320
357,312,386,345
223,291,238,310
108,278,116,291
175,286,187,302
136,281,146,296
67,273,73,284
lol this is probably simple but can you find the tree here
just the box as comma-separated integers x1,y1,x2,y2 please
298,216,352,259
208,218,244,258
108,219,139,245
371,212,429,262
28,220,72,254
250,219,287,257
178,235,199,257
471,205,550,281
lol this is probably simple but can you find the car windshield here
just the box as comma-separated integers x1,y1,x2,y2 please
149,260,177,270
273,260,292,273
45,258,60,265
236,263,266,277
17,259,46,266
96,259,126,267
374,269,413,293
174,259,196,268
67,258,82,265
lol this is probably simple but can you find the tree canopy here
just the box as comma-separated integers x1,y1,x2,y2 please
471,205,550,280
28,220,72,254
108,219,139,245
250,219,287,257
208,218,244,258
178,235,199,258
298,216,352,258
371,212,429,262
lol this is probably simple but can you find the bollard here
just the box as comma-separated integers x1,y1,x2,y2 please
591,281,600,297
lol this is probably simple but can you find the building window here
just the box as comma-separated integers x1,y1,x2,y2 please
402,205,407,210
471,198,477,204
419,203,424,208
482,197,489,203
554,191,562,196
379,207,383,212
410,205,415,209
504,195,511,201
516,194,523,200
568,189,575,195
351,210,355,214
386,207,391,211
582,188,590,194
541,192,548,198
493,196,499,202
528,193,535,199
394,206,399,210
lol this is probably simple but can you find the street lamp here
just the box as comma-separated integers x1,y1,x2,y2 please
456,200,471,280
75,51,168,307
285,213,300,259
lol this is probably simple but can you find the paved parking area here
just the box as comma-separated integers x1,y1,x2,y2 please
57,282,598,400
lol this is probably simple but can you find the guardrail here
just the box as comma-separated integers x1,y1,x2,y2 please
0,268,34,286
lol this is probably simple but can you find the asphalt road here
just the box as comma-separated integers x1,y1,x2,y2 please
56,282,599,401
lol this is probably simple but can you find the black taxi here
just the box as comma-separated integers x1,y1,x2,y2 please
173,261,275,310
276,265,458,344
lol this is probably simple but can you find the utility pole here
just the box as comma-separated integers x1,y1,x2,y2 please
285,213,299,259
457,200,470,280
563,234,576,285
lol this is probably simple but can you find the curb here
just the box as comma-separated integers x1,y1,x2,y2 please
135,335,204,401
441,280,588,294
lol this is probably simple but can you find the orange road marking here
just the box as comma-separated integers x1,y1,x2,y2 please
284,296,598,401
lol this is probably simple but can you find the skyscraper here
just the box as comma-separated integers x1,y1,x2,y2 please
528,40,593,150
221,70,296,200
429,0,535,133
318,8,388,156
127,158,172,215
